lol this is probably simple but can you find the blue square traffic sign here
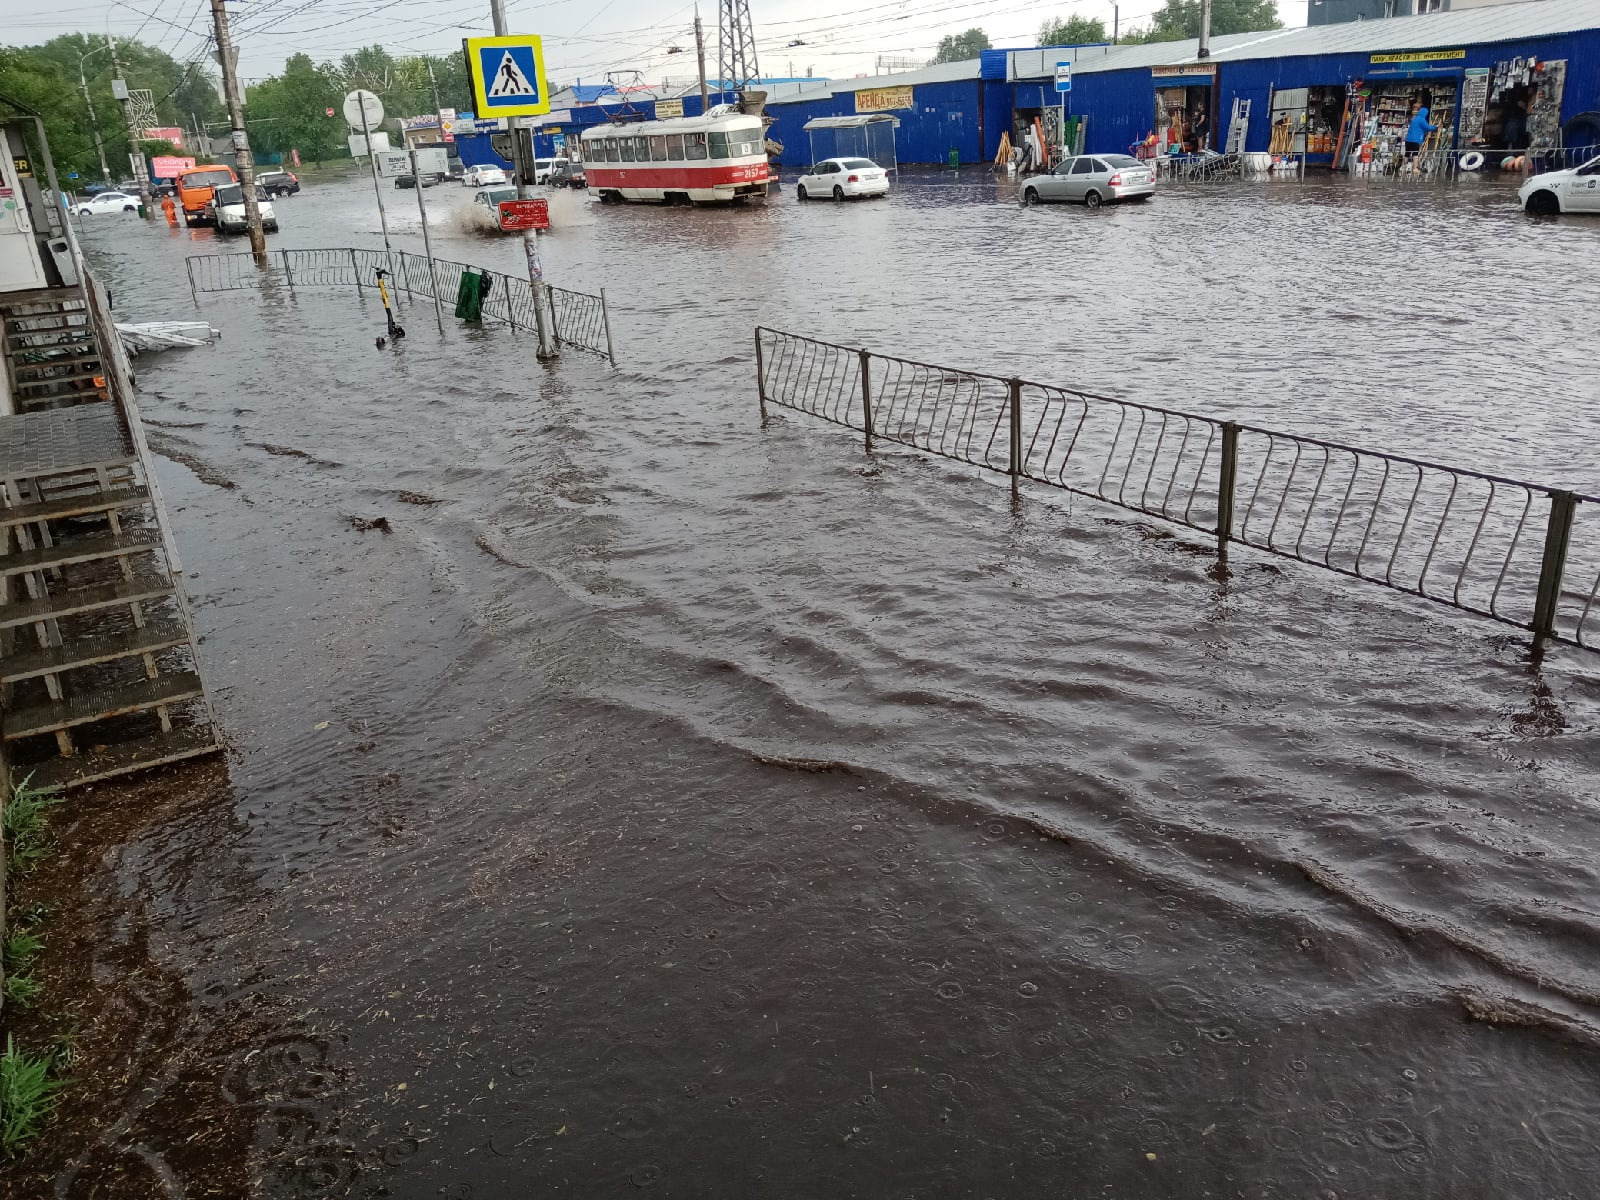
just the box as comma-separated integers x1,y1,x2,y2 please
465,35,550,118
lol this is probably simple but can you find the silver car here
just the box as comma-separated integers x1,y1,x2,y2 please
1022,153,1155,208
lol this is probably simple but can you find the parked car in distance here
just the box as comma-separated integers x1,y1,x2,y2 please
795,158,890,201
549,158,586,188
206,182,278,233
1022,153,1154,208
1519,153,1600,215
258,170,300,197
75,190,140,216
394,173,442,189
463,164,508,187
470,186,519,232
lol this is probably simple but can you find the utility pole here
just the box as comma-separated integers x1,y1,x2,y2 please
108,37,154,217
209,0,267,263
1112,3,1120,43
78,48,112,185
1198,0,1212,57
488,0,555,360
695,6,709,110
407,145,443,325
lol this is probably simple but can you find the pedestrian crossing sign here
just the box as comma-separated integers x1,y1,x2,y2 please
465,35,550,117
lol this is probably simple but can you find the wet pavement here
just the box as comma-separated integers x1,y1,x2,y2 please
20,170,1600,1197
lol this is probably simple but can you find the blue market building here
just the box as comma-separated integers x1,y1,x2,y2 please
762,0,1600,167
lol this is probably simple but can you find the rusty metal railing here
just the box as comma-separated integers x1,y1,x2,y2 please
756,325,1600,652
184,249,615,364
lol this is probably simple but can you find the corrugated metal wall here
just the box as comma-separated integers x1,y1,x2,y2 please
766,80,984,167
765,26,1600,166
1211,31,1600,153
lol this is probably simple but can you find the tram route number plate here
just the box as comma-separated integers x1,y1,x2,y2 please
498,198,550,230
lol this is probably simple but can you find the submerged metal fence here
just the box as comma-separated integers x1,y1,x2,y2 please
185,247,615,364
755,326,1600,652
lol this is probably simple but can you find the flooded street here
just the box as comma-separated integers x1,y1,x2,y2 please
26,170,1600,1197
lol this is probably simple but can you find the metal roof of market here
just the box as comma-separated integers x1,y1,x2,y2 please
772,0,1599,103
1063,0,1600,75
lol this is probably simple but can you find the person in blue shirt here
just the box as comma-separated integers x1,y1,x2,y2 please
1405,102,1439,168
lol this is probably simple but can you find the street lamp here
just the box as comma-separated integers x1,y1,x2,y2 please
78,40,113,185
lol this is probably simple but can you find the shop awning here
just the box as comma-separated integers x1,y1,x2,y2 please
803,115,902,131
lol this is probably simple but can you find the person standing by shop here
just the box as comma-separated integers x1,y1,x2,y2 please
1502,91,1532,152
1192,110,1210,152
1405,101,1438,170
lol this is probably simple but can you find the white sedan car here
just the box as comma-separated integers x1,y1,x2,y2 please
795,158,890,202
1519,153,1600,215
76,190,140,216
462,164,508,187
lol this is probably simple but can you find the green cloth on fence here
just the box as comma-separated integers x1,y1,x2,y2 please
454,271,493,322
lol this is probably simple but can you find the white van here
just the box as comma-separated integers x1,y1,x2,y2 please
207,182,278,233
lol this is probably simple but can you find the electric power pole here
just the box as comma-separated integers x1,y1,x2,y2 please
80,59,112,185
488,0,556,360
1198,0,1212,57
1113,3,1120,43
695,7,710,110
108,38,154,217
210,0,267,263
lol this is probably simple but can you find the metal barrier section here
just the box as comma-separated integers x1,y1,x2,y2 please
184,248,614,364
548,285,615,364
756,326,1600,652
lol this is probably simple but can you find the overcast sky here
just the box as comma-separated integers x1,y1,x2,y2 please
10,0,1302,87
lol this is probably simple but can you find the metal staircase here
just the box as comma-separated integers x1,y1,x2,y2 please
0,285,220,790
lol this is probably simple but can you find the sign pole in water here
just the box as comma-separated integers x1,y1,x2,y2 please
345,89,396,284
1055,61,1071,157
468,26,555,359
408,145,444,325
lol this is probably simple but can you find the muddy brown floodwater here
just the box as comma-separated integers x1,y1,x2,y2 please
11,170,1600,1198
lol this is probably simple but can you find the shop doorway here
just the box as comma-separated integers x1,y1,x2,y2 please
1155,84,1213,152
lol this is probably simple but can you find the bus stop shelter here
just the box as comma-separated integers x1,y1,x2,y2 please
802,115,900,173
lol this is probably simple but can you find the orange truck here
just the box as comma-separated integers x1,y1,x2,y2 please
175,165,237,226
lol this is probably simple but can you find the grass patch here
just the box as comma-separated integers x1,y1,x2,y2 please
3,774,59,877
0,1036,63,1156
4,928,43,966
2,972,40,1010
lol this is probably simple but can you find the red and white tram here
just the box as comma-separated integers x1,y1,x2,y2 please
580,108,770,205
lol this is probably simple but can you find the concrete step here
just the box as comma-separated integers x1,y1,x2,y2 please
0,486,150,527
1,619,190,683
0,573,175,629
3,670,203,740
17,371,105,392
23,725,221,792
0,529,161,577
10,352,102,369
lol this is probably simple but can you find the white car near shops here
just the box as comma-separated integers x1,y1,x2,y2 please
1519,153,1600,215
75,190,140,216
795,158,891,201
463,164,508,187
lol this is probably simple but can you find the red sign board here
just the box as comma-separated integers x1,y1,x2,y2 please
497,198,550,230
151,155,196,179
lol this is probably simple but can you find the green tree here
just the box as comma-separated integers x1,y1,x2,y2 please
0,35,222,184
1120,0,1281,43
930,27,992,65
245,53,342,163
1038,15,1109,45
